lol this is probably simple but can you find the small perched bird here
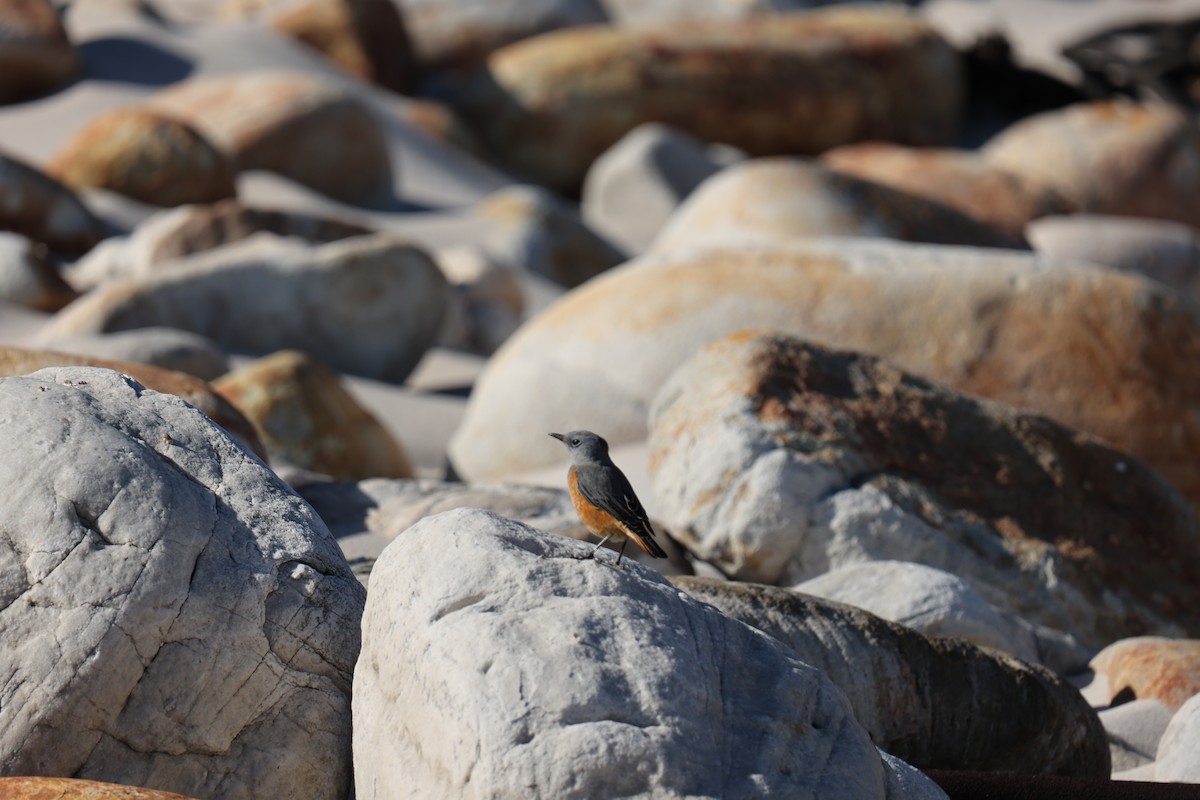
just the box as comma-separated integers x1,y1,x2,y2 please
550,430,667,565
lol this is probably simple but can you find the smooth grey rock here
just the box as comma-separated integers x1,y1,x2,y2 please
580,122,741,254
1100,699,1173,773
1156,691,1200,781
793,560,1040,664
40,327,231,380
434,246,525,354
674,576,1110,777
38,233,449,383
0,366,364,799
353,507,947,799
0,231,76,312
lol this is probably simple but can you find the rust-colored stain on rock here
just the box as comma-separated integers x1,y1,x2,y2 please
0,777,198,800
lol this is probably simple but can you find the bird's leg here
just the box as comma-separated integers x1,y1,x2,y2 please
616,538,628,567
589,534,611,559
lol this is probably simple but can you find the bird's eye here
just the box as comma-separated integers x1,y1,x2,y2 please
571,438,580,446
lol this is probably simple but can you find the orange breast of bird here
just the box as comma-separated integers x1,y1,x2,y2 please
569,467,630,539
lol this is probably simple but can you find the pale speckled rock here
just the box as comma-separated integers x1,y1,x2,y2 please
0,367,363,799
793,560,1040,665
983,100,1200,228
1156,692,1200,781
0,231,77,311
581,122,742,255
0,776,199,799
0,151,109,255
46,108,237,207
397,0,607,70
651,157,1023,253
673,576,1109,777
214,349,414,481
41,233,449,384
1026,215,1200,301
353,506,947,799
40,328,230,381
473,185,626,288
147,71,393,203
449,6,962,189
448,237,1200,504
821,142,1071,240
1091,637,1200,712
64,200,373,292
647,331,1200,650
0,0,78,103
219,0,416,92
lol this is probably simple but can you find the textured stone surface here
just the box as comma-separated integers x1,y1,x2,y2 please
821,142,1070,240
42,234,449,384
0,367,363,799
148,71,393,203
353,506,947,799
651,157,1023,252
0,0,78,103
0,232,77,311
449,238,1200,503
1157,691,1200,782
214,349,414,481
0,776,198,799
1091,638,1200,712
983,100,1200,228
0,152,109,255
581,122,741,254
602,0,831,25
1098,699,1172,773
65,200,373,292
449,6,961,189
674,577,1110,777
0,347,263,459
793,560,1040,664
647,331,1200,650
397,0,607,70
47,108,236,207
433,246,524,355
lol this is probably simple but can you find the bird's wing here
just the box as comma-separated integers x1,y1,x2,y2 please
576,464,657,541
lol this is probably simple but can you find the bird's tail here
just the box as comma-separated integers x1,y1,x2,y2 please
632,531,668,559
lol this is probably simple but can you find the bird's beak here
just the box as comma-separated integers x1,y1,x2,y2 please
549,432,564,442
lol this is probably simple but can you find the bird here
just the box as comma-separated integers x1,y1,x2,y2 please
549,430,667,565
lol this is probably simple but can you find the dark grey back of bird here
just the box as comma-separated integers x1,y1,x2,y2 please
574,462,668,558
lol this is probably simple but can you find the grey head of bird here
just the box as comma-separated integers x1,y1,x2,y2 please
549,430,610,465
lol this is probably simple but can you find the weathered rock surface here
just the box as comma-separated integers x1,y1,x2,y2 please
0,367,364,799
1091,637,1200,712
40,328,230,381
1026,215,1200,301
472,185,626,287
581,122,742,254
647,331,1200,650
64,200,374,292
0,232,77,311
147,71,393,203
397,0,607,70
0,347,263,458
601,0,830,25
214,350,414,481
0,776,199,799
220,0,416,92
42,234,449,384
353,506,947,799
651,157,1023,252
0,152,109,255
433,246,524,355
46,108,237,207
1157,692,1200,782
793,560,1040,665
449,238,1200,503
449,6,961,189
1098,699,1172,773
0,0,78,103
673,576,1110,777
983,100,1200,228
821,142,1070,240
